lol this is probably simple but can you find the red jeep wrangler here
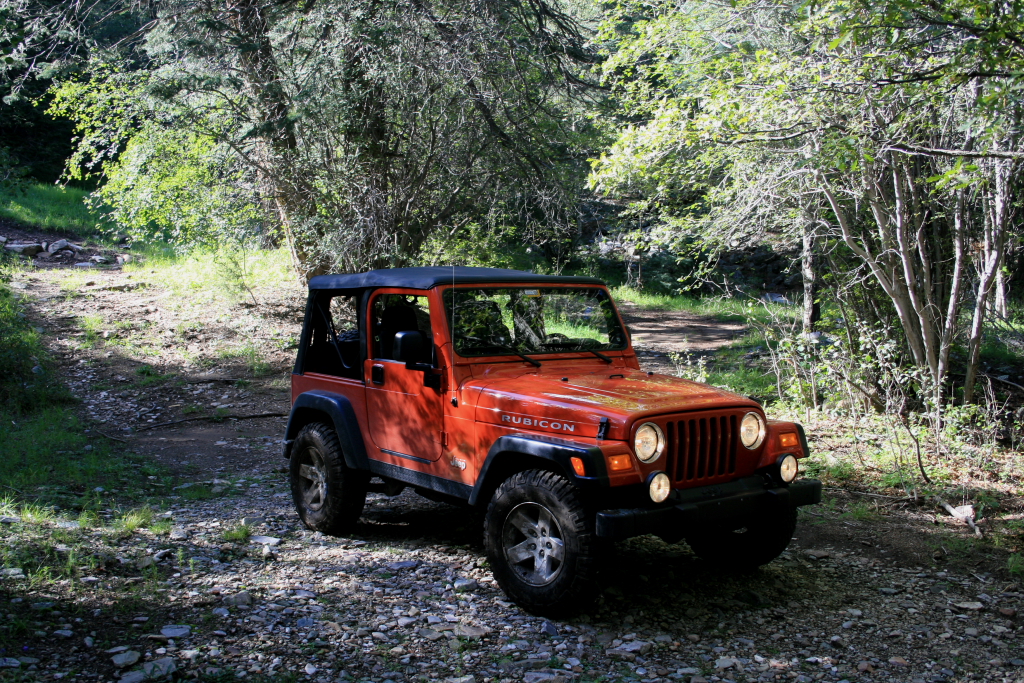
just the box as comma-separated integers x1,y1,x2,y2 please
284,267,820,613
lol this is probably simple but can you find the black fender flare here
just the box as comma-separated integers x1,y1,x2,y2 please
468,434,609,507
283,390,369,471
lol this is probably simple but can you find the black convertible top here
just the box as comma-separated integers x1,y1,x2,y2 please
308,267,605,291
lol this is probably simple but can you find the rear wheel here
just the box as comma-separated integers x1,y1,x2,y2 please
484,470,597,615
290,422,368,535
685,508,797,569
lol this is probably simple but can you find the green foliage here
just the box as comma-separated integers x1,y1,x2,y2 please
46,67,147,184
414,224,544,271
94,126,264,250
592,0,1024,404
46,1,603,275
1009,552,1024,577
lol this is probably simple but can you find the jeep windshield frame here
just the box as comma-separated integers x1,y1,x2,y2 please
442,286,628,360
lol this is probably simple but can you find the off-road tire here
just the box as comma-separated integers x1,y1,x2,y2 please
484,469,597,616
685,507,797,569
290,422,368,535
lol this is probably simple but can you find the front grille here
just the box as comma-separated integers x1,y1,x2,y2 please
664,413,739,484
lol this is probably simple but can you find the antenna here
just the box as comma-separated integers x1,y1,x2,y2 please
451,262,457,406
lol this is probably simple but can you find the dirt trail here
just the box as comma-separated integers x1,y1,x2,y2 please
616,301,748,354
3,242,1022,683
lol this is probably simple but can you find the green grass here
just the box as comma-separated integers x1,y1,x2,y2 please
219,341,272,376
123,246,296,305
707,364,778,398
222,524,251,542
0,408,141,507
116,507,155,532
0,182,108,235
611,285,797,326
78,313,104,347
180,484,216,500
1,258,72,413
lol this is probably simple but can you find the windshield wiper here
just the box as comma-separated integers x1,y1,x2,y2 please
495,345,542,367
586,349,613,364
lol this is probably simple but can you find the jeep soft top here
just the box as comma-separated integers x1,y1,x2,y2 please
283,267,821,614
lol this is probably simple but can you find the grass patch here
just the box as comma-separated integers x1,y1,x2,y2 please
222,524,251,543
0,182,108,235
219,342,272,376
611,285,797,326
134,363,175,386
1,259,72,413
116,507,155,532
180,484,216,500
123,246,296,305
0,408,132,505
150,518,173,535
841,500,881,521
78,313,104,347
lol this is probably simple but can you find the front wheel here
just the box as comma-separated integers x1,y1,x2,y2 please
685,507,797,569
289,422,368,535
484,470,597,616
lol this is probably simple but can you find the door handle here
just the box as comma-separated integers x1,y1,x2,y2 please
371,364,385,384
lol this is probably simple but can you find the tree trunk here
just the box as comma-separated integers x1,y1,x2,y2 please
800,214,819,333
224,0,325,279
994,264,1009,320
963,159,1016,403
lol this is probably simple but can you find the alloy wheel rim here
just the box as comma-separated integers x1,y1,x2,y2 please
501,502,566,586
298,448,328,511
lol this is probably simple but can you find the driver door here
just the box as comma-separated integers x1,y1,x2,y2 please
364,289,444,462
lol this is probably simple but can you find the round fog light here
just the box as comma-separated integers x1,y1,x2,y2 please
648,472,671,503
779,454,799,483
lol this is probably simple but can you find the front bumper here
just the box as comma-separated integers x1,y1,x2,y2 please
594,476,822,540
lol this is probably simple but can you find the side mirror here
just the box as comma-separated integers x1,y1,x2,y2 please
393,330,423,366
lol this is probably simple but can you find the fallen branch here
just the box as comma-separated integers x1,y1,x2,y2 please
179,377,245,384
824,488,910,500
934,495,982,537
979,372,1024,392
136,412,287,431
94,430,128,444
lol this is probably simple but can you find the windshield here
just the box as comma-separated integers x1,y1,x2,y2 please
443,287,627,358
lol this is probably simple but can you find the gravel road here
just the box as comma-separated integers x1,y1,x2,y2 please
3,409,1022,683
2,245,1022,683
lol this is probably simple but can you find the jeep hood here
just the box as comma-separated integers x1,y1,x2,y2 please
468,368,758,440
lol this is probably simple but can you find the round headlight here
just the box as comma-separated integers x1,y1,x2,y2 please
779,454,799,483
634,422,665,463
648,472,671,503
739,412,766,450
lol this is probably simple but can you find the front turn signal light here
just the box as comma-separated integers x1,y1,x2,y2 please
608,454,632,472
570,457,586,477
779,432,799,448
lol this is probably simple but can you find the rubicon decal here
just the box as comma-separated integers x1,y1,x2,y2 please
501,414,576,432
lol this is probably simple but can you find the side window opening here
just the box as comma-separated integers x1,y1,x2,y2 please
303,293,361,378
371,293,434,363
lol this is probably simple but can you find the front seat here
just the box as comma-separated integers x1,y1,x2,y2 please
377,305,420,360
